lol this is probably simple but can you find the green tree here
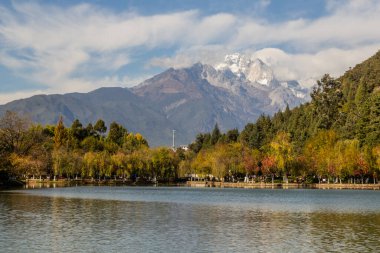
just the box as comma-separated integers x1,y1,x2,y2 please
81,136,104,152
365,92,380,146
311,74,343,129
211,123,221,145
94,119,107,137
108,122,126,145
226,128,239,143
85,123,96,137
240,115,272,149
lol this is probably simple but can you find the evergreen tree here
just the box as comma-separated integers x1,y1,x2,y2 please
189,133,205,153
94,119,107,137
108,122,126,145
71,119,85,141
211,123,221,145
365,92,380,146
226,129,239,143
85,123,96,137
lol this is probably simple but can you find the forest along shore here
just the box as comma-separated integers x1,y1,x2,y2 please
186,181,380,190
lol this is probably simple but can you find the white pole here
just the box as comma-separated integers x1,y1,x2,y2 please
172,130,176,149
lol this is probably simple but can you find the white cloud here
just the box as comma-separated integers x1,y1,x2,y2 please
0,0,380,104
148,45,231,69
0,90,47,105
251,45,380,87
230,0,380,51
184,13,237,45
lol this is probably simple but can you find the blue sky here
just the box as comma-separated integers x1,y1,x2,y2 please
0,0,380,104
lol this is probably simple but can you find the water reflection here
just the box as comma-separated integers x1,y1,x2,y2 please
1,187,380,252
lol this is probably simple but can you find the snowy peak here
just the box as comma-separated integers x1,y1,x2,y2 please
216,53,275,87
219,53,250,77
246,58,275,86
205,53,311,108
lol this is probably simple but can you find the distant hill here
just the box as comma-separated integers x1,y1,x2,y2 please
0,54,309,146
0,88,175,146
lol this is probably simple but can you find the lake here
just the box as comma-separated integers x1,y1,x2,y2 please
1,186,380,252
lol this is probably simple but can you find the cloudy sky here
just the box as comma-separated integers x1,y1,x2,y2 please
0,0,380,104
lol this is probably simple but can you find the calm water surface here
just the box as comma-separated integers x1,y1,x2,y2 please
1,186,380,252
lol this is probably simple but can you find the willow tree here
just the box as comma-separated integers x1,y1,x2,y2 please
304,130,337,183
269,131,294,183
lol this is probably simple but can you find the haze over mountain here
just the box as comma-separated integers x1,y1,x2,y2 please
0,54,310,146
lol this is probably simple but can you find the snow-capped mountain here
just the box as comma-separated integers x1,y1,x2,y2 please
216,53,276,87
131,55,310,144
0,53,312,146
203,53,310,109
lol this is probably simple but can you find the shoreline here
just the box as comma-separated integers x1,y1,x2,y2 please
19,179,184,189
3,179,380,190
186,181,380,190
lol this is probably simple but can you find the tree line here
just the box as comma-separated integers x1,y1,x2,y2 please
0,112,182,182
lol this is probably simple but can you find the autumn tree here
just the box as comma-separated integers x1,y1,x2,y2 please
372,145,380,184
304,130,337,183
334,140,359,183
0,111,50,178
191,149,212,179
54,116,67,149
261,155,277,184
269,131,293,183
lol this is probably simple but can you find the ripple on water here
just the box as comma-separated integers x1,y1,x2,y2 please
1,187,380,253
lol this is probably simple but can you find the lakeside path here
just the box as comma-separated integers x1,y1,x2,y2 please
187,181,380,190
15,179,380,190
